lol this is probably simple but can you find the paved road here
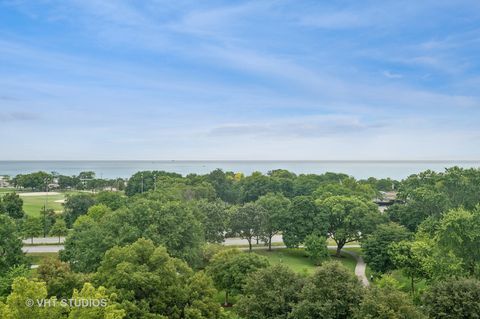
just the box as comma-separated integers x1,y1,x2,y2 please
23,237,65,245
22,245,64,253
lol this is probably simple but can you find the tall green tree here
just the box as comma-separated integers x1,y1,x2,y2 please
22,217,42,244
239,172,279,202
354,285,425,319
68,283,126,319
290,261,363,319
0,277,63,319
62,199,204,272
282,196,324,248
236,264,303,319
60,215,108,273
229,203,265,252
422,278,480,319
124,170,182,196
64,193,95,228
317,195,382,256
13,171,52,191
304,233,329,265
49,219,68,243
387,187,449,232
389,240,428,295
435,207,480,276
0,265,30,296
37,257,87,299
256,193,290,250
95,191,126,210
207,249,269,306
206,169,239,203
94,238,225,319
0,215,26,273
194,200,230,244
362,223,411,273
1,193,24,219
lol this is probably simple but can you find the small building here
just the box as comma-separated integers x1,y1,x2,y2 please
374,191,398,213
0,175,10,188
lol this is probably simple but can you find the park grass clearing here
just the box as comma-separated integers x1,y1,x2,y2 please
21,193,66,217
253,248,357,275
5,190,83,217
0,187,17,193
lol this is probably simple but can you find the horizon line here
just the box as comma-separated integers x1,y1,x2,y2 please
1,159,480,163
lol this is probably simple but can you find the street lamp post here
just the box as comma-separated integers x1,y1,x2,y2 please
43,178,49,238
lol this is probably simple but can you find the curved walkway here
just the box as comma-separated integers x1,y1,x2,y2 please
342,250,369,287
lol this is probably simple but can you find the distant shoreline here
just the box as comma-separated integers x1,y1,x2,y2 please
1,160,480,180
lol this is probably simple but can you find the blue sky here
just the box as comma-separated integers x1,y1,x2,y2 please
1,0,480,160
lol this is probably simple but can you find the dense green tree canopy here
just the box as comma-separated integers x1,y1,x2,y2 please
229,203,265,251
238,172,280,202
37,257,87,299
64,193,96,228
0,277,125,319
94,238,225,319
0,265,30,297
207,249,269,306
422,278,480,319
124,170,182,196
236,264,303,319
205,169,239,203
317,195,382,255
193,200,230,244
95,191,126,210
290,261,363,319
282,196,324,248
12,171,52,191
362,222,411,273
0,192,24,219
435,207,480,276
354,286,425,319
256,193,290,250
49,219,68,243
62,198,204,272
304,233,329,265
389,240,428,295
22,216,43,244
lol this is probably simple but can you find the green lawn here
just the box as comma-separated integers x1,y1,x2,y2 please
2,190,84,217
21,194,65,217
0,187,17,193
252,248,357,275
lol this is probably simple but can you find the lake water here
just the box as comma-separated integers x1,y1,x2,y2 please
1,161,480,180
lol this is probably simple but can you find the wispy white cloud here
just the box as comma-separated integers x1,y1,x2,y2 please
382,71,403,79
1,0,480,159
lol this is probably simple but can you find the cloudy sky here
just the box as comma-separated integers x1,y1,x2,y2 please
1,0,480,160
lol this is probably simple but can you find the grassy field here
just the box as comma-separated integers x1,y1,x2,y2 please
0,189,86,217
21,194,66,217
253,248,357,274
